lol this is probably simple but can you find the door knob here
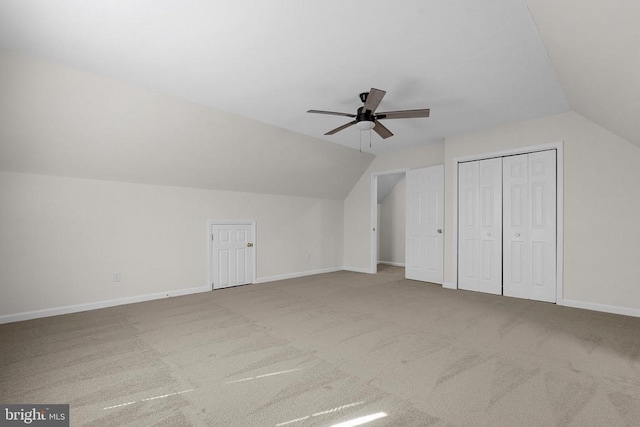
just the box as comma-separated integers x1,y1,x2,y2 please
515,233,520,237
486,232,491,237
437,229,442,234
247,243,254,247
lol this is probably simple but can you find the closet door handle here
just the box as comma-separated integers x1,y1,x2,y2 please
515,233,520,237
437,229,442,234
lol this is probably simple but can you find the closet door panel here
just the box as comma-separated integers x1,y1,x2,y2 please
458,158,502,295
503,154,530,299
528,150,557,302
458,161,479,291
503,150,557,302
478,157,502,295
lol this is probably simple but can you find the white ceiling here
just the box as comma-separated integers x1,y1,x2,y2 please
0,0,571,155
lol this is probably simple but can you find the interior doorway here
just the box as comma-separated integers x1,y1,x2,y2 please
371,170,407,274
370,166,444,284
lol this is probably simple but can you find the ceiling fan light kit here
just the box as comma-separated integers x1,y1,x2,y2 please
355,121,375,130
307,88,431,140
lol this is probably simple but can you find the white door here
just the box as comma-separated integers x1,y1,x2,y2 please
458,158,502,294
458,161,479,291
405,165,444,284
211,223,255,289
503,151,556,302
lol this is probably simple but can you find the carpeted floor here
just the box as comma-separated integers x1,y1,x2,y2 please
1,265,640,426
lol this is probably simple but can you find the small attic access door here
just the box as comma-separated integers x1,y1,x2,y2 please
209,221,256,290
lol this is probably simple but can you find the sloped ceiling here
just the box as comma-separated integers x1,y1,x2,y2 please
377,173,404,204
4,1,634,197
0,48,374,199
0,0,569,158
525,0,640,148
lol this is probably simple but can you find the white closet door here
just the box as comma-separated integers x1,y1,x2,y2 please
503,151,556,302
528,150,557,302
458,158,502,294
405,165,444,284
503,154,529,299
458,161,479,291
478,158,503,294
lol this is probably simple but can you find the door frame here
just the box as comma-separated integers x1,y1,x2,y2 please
450,141,564,303
370,169,409,274
207,220,257,290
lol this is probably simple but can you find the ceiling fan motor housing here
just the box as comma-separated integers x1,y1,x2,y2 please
356,106,375,124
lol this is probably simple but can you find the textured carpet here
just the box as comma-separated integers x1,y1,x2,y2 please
1,265,640,426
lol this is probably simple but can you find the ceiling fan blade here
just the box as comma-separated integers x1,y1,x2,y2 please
375,109,430,120
325,120,357,135
307,109,356,118
373,121,393,139
363,88,386,113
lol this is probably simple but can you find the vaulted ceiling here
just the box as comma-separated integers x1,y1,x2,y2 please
524,0,640,148
0,0,637,198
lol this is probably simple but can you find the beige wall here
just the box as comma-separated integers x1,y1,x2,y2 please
343,143,445,271
4,109,639,320
0,172,344,319
379,177,406,265
444,111,640,312
344,110,640,314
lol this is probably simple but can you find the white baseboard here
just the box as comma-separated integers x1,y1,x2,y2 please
378,261,405,267
9,281,637,326
560,299,640,318
342,266,371,274
443,281,456,290
0,285,211,324
255,267,343,284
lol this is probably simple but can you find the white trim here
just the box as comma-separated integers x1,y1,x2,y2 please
370,169,410,275
4,281,636,326
208,220,257,290
254,267,343,284
451,159,460,289
0,286,210,324
443,281,456,290
378,261,405,267
370,174,378,274
450,141,564,302
372,169,410,176
343,266,371,274
561,299,640,318
452,142,563,163
555,146,565,303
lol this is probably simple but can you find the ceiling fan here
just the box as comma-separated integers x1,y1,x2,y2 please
307,88,430,139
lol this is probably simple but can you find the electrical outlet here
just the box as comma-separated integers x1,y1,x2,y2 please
113,272,121,282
